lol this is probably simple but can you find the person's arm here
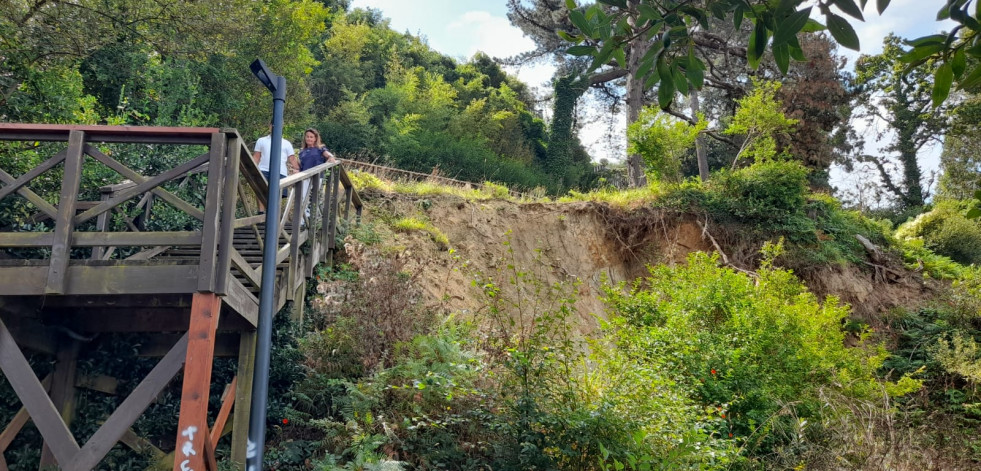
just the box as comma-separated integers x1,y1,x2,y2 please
288,154,299,173
321,147,336,163
253,150,261,165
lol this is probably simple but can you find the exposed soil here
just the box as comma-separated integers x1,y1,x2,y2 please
354,192,937,330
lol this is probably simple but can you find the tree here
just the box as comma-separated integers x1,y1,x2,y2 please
938,97,981,201
724,79,798,167
627,106,706,181
853,34,951,209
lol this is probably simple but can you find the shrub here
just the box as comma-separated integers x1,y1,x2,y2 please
602,248,917,459
896,200,981,265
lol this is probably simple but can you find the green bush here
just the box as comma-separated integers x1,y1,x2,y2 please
602,248,916,461
896,201,981,265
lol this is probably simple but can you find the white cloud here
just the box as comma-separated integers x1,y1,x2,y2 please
445,11,536,59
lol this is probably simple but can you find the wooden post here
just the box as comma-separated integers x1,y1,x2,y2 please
38,339,81,469
197,133,227,293
173,293,222,471
92,191,111,260
0,318,80,466
230,331,256,468
215,134,241,296
45,131,85,294
319,171,335,263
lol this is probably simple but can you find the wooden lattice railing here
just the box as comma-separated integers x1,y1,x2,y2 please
0,123,361,319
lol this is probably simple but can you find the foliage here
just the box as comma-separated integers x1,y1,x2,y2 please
938,97,981,201
391,217,449,248
723,79,798,166
627,107,707,181
895,200,981,265
853,34,951,209
603,249,919,460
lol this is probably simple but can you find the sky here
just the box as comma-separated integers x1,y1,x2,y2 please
349,0,956,203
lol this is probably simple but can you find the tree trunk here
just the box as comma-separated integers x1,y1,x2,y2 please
690,88,709,181
625,0,649,187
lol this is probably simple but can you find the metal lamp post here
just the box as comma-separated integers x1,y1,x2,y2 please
247,58,286,471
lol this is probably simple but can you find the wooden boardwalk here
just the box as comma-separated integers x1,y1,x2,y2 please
0,124,361,470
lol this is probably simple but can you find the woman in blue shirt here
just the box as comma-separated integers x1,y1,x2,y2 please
296,128,335,227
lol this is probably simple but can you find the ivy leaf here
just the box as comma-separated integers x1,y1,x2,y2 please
772,7,811,46
933,62,953,107
832,0,864,21
826,13,860,50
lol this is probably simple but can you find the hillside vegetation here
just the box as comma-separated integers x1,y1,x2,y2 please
251,166,981,470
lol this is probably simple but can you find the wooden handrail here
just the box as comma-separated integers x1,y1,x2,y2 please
0,123,362,301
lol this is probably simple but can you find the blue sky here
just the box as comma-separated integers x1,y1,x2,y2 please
348,0,955,203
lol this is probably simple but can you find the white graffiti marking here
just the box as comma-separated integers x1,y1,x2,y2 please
182,441,197,457
180,459,193,471
181,425,199,441
247,439,257,458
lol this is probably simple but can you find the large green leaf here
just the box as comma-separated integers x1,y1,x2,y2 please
832,0,864,21
933,62,953,107
672,62,689,95
747,19,769,69
898,43,944,64
565,0,576,10
597,0,627,7
773,43,791,74
772,7,811,46
800,18,827,33
952,48,967,77
658,78,675,109
876,0,890,14
570,9,593,38
957,64,981,90
825,13,860,50
566,45,595,56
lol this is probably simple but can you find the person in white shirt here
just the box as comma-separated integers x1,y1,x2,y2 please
253,124,298,211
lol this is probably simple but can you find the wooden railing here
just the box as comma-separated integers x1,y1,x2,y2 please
0,123,361,320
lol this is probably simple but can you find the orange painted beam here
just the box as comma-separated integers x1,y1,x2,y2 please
209,376,237,448
173,293,222,471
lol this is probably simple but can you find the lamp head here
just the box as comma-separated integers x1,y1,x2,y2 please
250,59,278,92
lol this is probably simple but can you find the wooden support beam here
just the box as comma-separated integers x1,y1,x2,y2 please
209,377,236,455
173,293,222,471
118,428,166,460
76,149,210,225
82,145,205,221
45,130,85,294
327,170,341,250
66,334,189,471
0,150,67,201
0,318,80,466
215,134,241,296
0,375,52,453
197,133,226,293
0,168,59,221
39,339,81,469
230,332,256,467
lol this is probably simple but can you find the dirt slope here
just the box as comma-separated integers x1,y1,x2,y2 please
356,192,934,329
